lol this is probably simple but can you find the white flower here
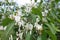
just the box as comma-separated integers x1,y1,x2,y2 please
42,12,47,16
49,9,51,11
14,16,21,22
24,17,27,22
0,26,4,30
30,31,32,35
10,35,13,40
37,0,41,3
18,20,25,27
33,3,38,8
0,26,7,30
19,32,23,40
42,17,47,22
16,38,19,40
9,35,13,40
9,14,13,20
25,23,33,30
34,23,43,31
9,37,10,40
17,11,24,16
2,15,5,19
31,0,35,4
4,26,7,30
45,9,48,14
25,6,31,12
2,4,5,9
18,22,22,27
10,6,14,9
42,12,45,16
36,17,40,23
16,32,19,36
29,23,33,30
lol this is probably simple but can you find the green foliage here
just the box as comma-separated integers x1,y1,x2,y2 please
31,7,42,20
25,32,31,40
0,22,15,40
35,0,37,2
27,13,37,24
0,0,60,40
46,30,57,40
2,17,14,26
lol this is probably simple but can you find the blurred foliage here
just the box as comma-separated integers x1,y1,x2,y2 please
0,0,60,40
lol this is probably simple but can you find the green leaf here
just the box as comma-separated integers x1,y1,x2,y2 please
5,22,15,36
25,32,31,40
51,12,60,23
41,31,47,40
0,30,5,39
31,7,42,20
37,36,41,40
27,14,36,24
45,23,56,34
46,30,57,40
37,31,47,40
0,14,2,19
35,0,37,2
0,22,15,40
2,17,13,26
30,27,38,40
55,0,60,3
51,23,60,32
46,17,54,23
